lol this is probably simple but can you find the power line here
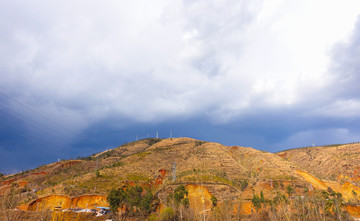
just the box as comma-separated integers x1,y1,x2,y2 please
0,127,76,156
0,88,92,156
0,105,73,145
0,88,83,137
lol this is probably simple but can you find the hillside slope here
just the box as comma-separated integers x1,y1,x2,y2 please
277,143,360,183
2,138,360,220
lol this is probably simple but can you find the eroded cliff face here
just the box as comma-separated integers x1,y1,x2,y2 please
26,195,107,211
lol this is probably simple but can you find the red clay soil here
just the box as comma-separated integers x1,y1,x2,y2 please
18,181,29,188
159,169,167,178
2,178,15,185
31,172,47,176
59,160,81,168
231,146,240,150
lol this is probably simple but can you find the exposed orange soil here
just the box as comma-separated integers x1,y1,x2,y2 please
296,170,327,190
72,195,108,208
2,178,15,185
25,195,108,211
17,204,29,211
18,181,28,188
327,181,360,200
346,205,360,218
185,184,213,213
27,195,72,211
297,170,360,201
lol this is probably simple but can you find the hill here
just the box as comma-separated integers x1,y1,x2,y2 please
1,138,360,220
277,142,360,183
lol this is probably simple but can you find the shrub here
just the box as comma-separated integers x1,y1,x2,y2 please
286,185,295,197
147,138,162,146
95,169,100,177
252,194,262,212
211,195,218,207
160,207,174,221
148,214,158,221
239,179,249,191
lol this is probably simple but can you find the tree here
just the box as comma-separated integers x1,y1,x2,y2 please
352,190,358,204
140,190,154,214
107,186,156,217
126,186,143,211
107,189,125,213
211,195,218,207
167,185,190,220
95,169,100,177
173,185,188,206
252,194,261,212
286,185,295,197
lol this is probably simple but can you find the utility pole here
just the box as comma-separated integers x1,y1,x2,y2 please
172,162,177,182
201,172,206,221
96,157,99,171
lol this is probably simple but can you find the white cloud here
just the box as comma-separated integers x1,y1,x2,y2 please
307,99,360,118
0,0,359,127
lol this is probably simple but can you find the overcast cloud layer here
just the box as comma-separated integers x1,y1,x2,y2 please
1,0,360,173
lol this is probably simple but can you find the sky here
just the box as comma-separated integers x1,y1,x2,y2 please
1,0,360,173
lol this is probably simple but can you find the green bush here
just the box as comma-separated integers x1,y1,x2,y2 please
148,214,158,221
173,185,189,206
160,207,174,221
211,195,218,207
147,138,162,146
106,185,155,215
239,179,249,191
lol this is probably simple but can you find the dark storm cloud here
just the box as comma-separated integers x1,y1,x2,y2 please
330,17,360,100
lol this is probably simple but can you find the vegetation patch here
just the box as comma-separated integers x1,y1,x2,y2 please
126,173,149,182
133,152,151,159
152,147,171,152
